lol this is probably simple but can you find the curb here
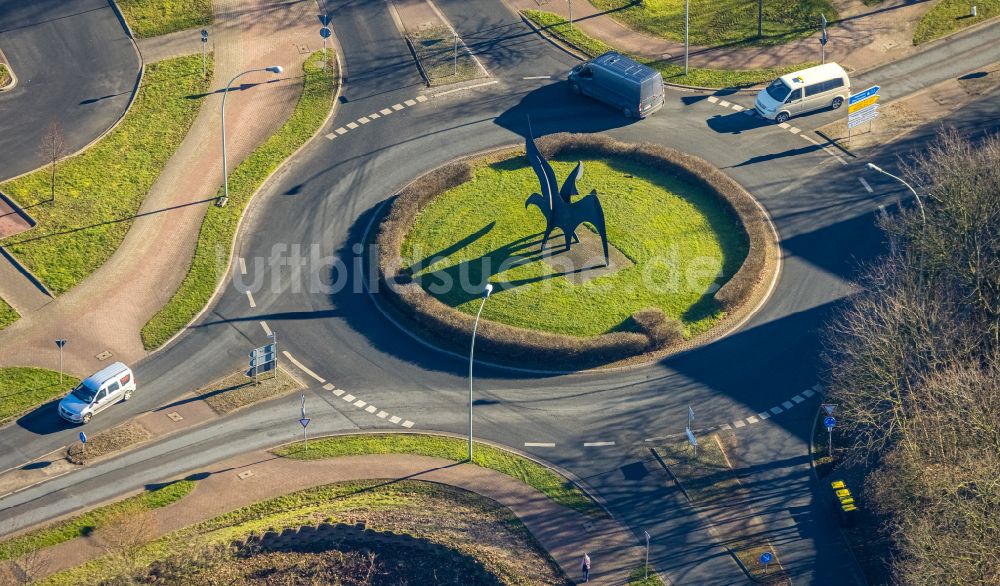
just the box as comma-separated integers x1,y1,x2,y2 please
148,46,345,355
0,48,17,92
0,245,53,299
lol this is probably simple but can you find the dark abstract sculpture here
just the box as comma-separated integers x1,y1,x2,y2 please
524,123,610,267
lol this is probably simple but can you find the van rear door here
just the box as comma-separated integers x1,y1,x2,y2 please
639,74,663,116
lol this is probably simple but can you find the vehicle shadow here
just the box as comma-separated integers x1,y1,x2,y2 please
15,398,77,435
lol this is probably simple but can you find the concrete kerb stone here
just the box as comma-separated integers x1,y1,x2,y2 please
0,48,17,92
149,45,344,355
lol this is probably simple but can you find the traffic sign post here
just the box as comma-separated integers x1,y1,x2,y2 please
319,27,331,68
760,551,773,574
643,530,651,579
824,415,837,457
55,339,67,385
820,14,828,64
299,394,311,448
685,427,699,457
200,30,209,78
247,336,278,384
848,85,881,140
79,431,88,457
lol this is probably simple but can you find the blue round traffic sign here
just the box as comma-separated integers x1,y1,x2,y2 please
824,416,836,429
79,431,87,444
759,551,773,565
319,27,331,39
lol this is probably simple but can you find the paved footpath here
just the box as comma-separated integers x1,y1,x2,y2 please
0,0,317,375
8,453,643,585
510,0,956,73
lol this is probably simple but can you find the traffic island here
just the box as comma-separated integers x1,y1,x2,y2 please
375,132,779,370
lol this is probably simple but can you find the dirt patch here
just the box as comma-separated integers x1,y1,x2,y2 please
66,421,152,465
197,369,302,415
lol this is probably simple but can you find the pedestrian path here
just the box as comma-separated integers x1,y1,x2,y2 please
11,452,643,585
509,0,937,72
136,25,208,64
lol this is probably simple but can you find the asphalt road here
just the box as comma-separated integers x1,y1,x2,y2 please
0,0,140,182
2,2,1000,584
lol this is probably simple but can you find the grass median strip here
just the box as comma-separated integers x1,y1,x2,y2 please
913,0,998,45
116,0,213,38
0,54,212,295
408,26,484,86
0,63,10,87
140,51,338,350
272,433,601,516
0,480,195,562
0,367,79,426
523,10,811,89
0,297,18,331
66,421,151,464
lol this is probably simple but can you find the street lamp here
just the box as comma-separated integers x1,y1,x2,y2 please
220,66,283,206
468,283,493,461
866,162,926,225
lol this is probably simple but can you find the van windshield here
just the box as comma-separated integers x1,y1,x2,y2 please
71,382,98,403
765,79,791,102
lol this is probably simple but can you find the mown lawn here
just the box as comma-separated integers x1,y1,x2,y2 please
0,367,79,425
913,0,998,44
41,480,567,586
117,0,213,38
524,10,813,88
272,433,601,516
401,154,747,338
0,54,212,295
590,0,836,47
0,480,195,562
140,51,337,350
0,297,17,330
0,63,10,87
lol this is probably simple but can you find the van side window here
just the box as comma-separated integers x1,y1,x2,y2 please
805,82,824,96
580,66,593,79
786,88,802,102
107,382,120,394
827,78,845,91
95,389,107,402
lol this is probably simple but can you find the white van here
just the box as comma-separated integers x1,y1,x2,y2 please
58,362,136,424
754,63,850,123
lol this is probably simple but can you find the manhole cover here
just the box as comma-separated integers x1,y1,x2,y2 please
166,412,183,422
95,351,113,361
237,470,255,480
297,43,309,54
583,521,594,533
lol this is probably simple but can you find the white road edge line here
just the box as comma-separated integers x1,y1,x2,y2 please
431,79,499,98
524,442,555,447
260,321,272,336
245,290,256,308
281,351,325,383
583,441,615,447
238,257,247,275
522,75,551,79
859,177,873,193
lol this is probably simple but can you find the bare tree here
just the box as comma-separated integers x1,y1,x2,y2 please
98,507,158,579
38,119,68,204
0,521,49,585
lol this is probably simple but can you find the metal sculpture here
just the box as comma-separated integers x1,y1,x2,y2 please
523,122,609,266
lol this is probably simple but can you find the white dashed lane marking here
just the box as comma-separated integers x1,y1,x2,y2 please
389,416,401,424
380,108,392,115
524,442,555,447
238,257,247,275
358,116,370,124
323,383,334,391
346,122,358,129
342,394,356,402
282,351,325,383
245,290,256,308
584,441,615,447
707,96,719,103
404,99,417,106
392,103,404,111
260,321,272,336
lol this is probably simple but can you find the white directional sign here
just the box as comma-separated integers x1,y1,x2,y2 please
246,343,278,379
848,85,881,129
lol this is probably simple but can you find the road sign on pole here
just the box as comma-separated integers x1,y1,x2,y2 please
299,394,310,448
687,406,694,430
822,404,837,416
848,86,881,138
200,29,209,78
320,26,331,66
79,431,87,444
55,339,67,385
760,551,773,574
824,416,836,457
247,342,277,384
820,14,828,63
643,530,651,578
685,427,699,457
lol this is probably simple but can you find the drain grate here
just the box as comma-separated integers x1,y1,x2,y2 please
237,470,255,480
95,350,112,361
166,412,183,422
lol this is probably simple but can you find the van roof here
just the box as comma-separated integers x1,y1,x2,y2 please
592,51,659,83
780,62,848,87
83,361,130,387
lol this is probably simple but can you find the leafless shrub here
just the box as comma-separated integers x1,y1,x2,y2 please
98,507,158,578
38,119,68,204
631,307,684,350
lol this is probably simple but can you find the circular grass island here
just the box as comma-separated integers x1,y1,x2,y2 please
376,133,779,369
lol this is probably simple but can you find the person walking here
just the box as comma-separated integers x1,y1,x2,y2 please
581,552,591,582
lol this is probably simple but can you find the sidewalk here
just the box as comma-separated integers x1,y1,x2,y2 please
510,0,936,72
8,452,643,584
0,0,316,375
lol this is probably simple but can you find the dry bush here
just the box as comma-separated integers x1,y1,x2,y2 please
99,507,158,578
66,422,151,464
375,133,773,368
630,307,684,350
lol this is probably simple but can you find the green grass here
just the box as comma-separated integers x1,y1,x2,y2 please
0,63,10,87
0,297,18,330
0,480,195,561
272,434,601,516
913,0,998,44
402,154,747,338
140,51,337,350
590,0,836,47
0,55,212,295
629,565,664,585
117,0,213,38
0,367,79,426
524,10,813,88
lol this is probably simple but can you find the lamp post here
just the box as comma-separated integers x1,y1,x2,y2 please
55,339,67,385
866,163,925,225
220,66,283,206
468,283,493,461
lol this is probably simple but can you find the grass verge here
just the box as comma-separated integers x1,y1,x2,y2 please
524,10,813,89
272,433,601,516
590,0,836,47
0,54,212,295
914,0,998,44
197,368,301,415
656,437,785,581
116,0,213,38
408,26,484,86
41,480,569,585
629,565,664,584
0,480,195,562
0,63,10,87
401,153,746,338
0,367,79,426
66,421,151,464
0,297,18,330
140,50,337,350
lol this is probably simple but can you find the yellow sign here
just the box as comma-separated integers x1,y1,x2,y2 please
849,95,879,113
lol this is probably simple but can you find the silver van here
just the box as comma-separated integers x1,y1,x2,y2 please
58,362,136,424
568,51,664,118
754,63,850,123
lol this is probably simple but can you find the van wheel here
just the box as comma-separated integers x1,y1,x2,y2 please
123,389,133,401
82,413,92,424
569,82,581,95
775,112,790,124
831,97,844,109
622,106,634,118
